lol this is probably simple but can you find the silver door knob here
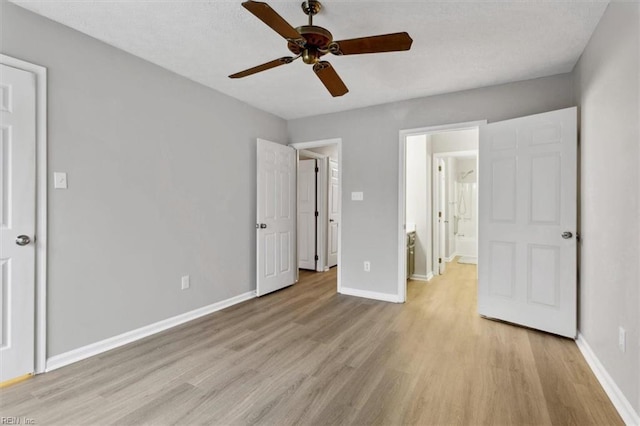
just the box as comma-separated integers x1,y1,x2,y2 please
16,235,31,246
255,223,267,229
561,231,573,239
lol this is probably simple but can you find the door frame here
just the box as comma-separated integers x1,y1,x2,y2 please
398,121,485,303
1,54,48,374
432,150,479,276
290,138,342,292
298,150,328,272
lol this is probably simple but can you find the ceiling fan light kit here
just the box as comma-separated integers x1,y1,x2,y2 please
229,0,413,97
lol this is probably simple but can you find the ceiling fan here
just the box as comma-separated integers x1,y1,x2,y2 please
229,0,413,97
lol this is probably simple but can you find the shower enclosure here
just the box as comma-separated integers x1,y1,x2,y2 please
454,162,478,264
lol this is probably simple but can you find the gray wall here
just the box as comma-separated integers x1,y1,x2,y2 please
1,2,288,356
288,74,574,295
405,135,428,277
573,2,640,414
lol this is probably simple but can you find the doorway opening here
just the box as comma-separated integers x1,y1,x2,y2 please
290,139,342,294
398,121,484,302
433,149,479,274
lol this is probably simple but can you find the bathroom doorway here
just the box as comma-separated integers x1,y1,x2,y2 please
398,121,484,302
433,149,479,274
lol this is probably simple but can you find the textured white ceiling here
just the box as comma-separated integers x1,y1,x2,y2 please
10,0,608,119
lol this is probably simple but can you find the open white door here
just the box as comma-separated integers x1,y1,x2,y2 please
297,159,316,270
256,139,296,297
0,64,36,381
478,107,577,338
438,159,446,274
327,159,339,268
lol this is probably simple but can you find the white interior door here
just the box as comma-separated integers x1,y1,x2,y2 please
297,159,316,270
256,139,296,297
327,159,339,268
438,159,446,274
0,64,36,381
478,107,577,338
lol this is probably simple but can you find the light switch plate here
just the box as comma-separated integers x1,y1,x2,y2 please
181,275,190,290
53,172,67,189
351,191,364,201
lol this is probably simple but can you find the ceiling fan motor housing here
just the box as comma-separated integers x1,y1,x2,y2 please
288,25,333,64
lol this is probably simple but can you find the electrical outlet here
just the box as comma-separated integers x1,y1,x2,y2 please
364,261,371,272
618,327,626,353
181,275,190,290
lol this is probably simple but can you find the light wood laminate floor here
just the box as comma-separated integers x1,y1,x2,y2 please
1,261,622,425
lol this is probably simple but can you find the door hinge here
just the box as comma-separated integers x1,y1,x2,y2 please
315,255,319,261
439,258,442,264
438,211,442,218
315,166,319,172
438,165,442,172
315,211,319,217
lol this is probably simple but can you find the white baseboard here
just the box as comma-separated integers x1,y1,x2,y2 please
46,291,256,372
576,333,640,426
339,286,400,303
409,274,429,282
426,272,434,281
445,253,457,262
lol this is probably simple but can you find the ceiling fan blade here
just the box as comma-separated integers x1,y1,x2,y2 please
313,61,348,97
331,32,413,55
229,56,295,78
242,1,306,46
